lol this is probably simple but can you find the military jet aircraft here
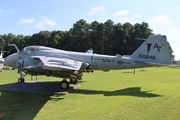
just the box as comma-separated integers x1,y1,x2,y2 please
4,35,171,89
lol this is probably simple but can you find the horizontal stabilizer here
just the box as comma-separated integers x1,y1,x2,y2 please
132,58,170,66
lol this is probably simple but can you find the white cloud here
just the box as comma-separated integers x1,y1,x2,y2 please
43,17,56,26
113,10,128,16
34,17,57,29
149,15,171,25
133,12,141,17
148,15,173,34
0,9,2,13
89,6,105,15
177,6,180,10
19,17,35,24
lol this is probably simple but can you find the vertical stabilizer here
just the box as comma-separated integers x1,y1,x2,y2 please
130,35,171,65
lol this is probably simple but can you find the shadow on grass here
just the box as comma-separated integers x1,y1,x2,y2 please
0,81,74,94
123,72,134,73
0,82,66,120
72,87,163,98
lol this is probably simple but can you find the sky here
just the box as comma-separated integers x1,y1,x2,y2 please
0,0,180,60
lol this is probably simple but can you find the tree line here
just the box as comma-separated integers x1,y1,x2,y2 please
0,19,174,59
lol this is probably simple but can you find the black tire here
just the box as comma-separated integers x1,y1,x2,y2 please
60,81,69,89
70,79,78,84
18,78,25,83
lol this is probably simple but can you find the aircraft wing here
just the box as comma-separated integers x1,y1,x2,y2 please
30,56,83,71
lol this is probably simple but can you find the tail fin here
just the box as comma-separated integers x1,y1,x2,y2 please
130,35,171,65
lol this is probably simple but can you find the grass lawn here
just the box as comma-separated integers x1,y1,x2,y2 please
0,67,180,120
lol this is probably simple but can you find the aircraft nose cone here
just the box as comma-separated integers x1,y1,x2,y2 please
4,53,19,68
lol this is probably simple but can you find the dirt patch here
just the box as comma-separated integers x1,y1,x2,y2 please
0,113,6,118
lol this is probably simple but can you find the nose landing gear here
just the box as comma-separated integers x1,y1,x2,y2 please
18,71,26,83
18,78,25,83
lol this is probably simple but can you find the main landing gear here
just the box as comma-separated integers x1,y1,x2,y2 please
59,78,78,89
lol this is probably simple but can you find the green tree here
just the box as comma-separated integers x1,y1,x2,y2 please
69,19,90,51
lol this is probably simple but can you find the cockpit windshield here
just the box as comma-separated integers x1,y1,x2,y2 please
19,46,39,55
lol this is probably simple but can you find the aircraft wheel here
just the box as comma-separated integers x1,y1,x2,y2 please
60,81,69,89
70,79,78,84
18,78,25,83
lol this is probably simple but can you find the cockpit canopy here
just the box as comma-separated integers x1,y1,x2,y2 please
19,46,39,55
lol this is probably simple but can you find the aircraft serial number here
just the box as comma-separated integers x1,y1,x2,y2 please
138,54,155,60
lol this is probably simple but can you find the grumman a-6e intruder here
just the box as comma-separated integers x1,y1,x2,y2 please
4,35,171,89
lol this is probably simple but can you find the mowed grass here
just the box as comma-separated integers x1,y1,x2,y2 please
0,67,180,120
